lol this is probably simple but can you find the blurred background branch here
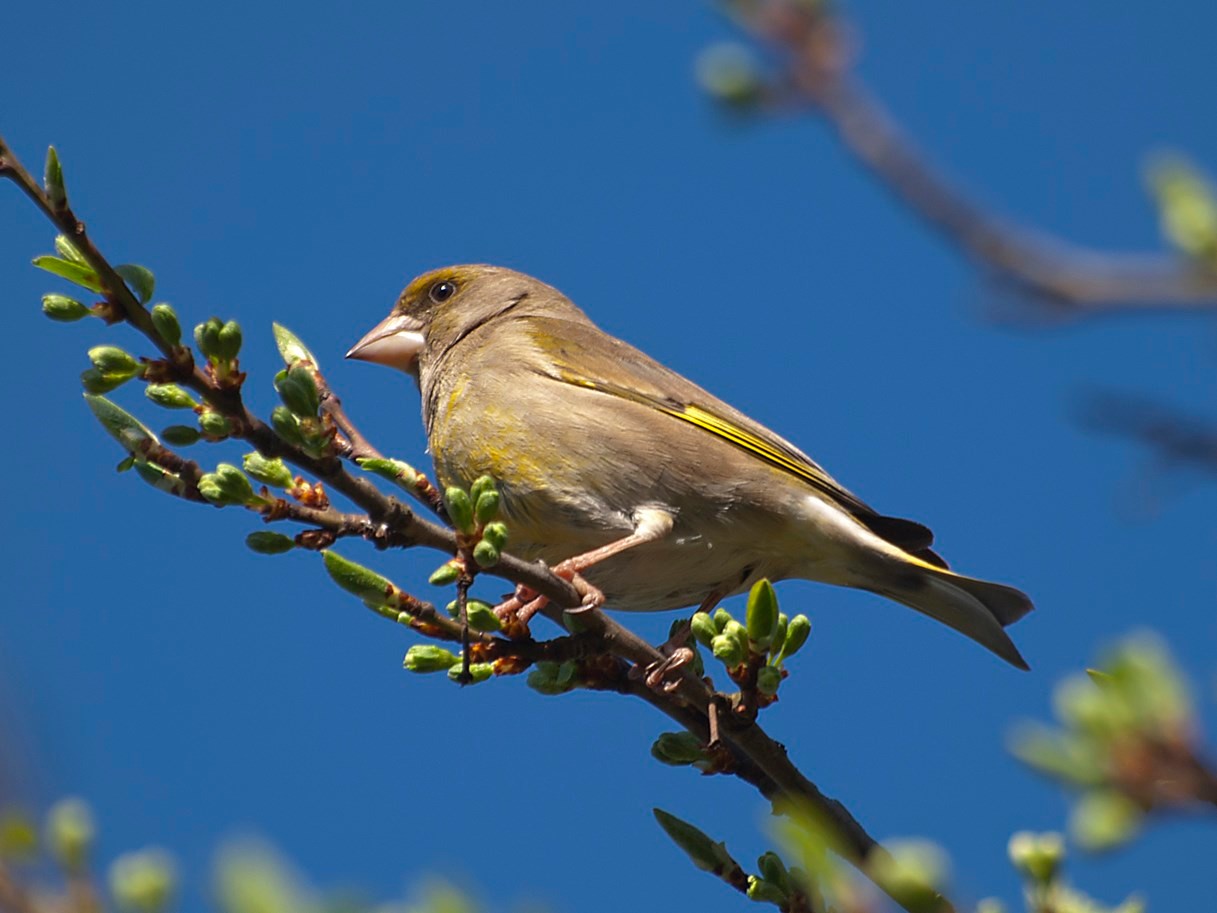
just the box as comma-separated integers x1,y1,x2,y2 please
710,0,1217,314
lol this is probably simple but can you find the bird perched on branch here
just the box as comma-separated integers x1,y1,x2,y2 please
348,265,1033,668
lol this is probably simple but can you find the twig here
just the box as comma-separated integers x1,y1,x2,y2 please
736,1,1217,313
3,132,947,913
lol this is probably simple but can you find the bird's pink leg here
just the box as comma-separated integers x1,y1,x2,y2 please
495,509,675,629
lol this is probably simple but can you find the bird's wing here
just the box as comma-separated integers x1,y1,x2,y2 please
522,317,944,563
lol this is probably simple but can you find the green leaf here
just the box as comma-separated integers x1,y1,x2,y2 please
272,322,317,367
322,550,394,603
114,264,156,304
652,808,736,874
54,234,89,265
33,255,104,293
44,146,67,209
132,460,188,496
83,394,158,453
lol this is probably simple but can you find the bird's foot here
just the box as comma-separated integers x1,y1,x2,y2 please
492,564,605,637
639,620,695,694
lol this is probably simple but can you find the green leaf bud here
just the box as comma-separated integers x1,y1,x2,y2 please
88,345,140,376
746,876,787,904
0,809,38,861
84,394,158,453
652,809,735,874
270,405,305,446
197,410,233,438
474,489,500,524
160,426,200,447
711,633,745,667
527,662,563,694
757,665,782,696
272,322,317,367
356,456,422,490
81,367,131,394
116,455,136,472
712,607,732,632
323,550,393,603
448,661,494,684
216,320,243,360
650,731,706,766
469,475,496,501
443,486,476,535
1007,831,1063,884
480,520,509,550
114,264,156,305
757,851,790,891
472,539,500,568
32,255,104,293
194,317,222,359
150,303,182,346
465,599,502,632
780,615,811,661
44,145,67,209
245,531,296,555
197,463,256,506
145,383,197,409
108,848,177,913
273,364,320,417
404,644,459,673
689,611,717,647
771,612,789,658
46,798,94,873
243,452,294,488
694,43,765,109
42,293,91,322
1070,790,1143,852
745,578,779,649
428,559,462,586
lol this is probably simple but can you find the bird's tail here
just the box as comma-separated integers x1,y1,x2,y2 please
873,566,1033,670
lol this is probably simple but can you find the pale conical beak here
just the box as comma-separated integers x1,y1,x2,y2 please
345,313,426,372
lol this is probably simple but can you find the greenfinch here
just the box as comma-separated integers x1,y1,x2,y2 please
348,265,1033,668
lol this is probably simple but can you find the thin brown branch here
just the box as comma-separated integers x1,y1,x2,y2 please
3,131,949,913
736,1,1217,313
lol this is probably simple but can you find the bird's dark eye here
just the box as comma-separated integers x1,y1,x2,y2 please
429,280,457,304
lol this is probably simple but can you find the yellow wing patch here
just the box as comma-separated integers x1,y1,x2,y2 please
554,371,857,509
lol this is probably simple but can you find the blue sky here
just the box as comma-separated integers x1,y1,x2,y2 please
2,2,1214,910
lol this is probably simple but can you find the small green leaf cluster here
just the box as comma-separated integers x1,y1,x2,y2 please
526,660,581,695
1007,832,1144,913
650,731,713,770
404,645,494,684
195,316,243,377
198,463,264,508
444,476,508,564
689,579,810,696
268,325,331,458
693,43,766,110
1009,633,1195,850
1146,154,1217,266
